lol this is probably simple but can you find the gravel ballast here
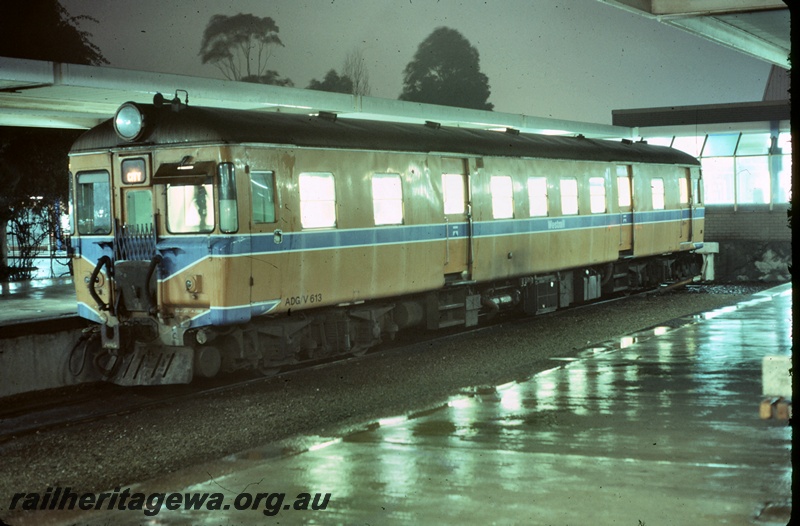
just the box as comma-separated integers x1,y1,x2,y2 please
0,284,779,514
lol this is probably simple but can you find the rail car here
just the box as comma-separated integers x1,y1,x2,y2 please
68,94,704,386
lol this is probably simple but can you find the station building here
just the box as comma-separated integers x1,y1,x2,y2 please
614,66,792,282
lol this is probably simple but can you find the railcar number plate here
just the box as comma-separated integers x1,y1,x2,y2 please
284,293,323,307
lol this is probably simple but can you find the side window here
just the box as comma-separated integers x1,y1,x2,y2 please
651,178,665,210
589,177,606,213
76,170,111,235
490,175,514,219
250,171,276,224
560,178,578,215
166,183,215,233
372,173,403,225
442,173,465,215
527,177,548,217
299,172,336,229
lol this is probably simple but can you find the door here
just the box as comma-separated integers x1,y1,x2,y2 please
616,165,633,252
441,158,472,280
678,169,693,242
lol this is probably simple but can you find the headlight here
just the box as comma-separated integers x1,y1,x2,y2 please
114,102,146,141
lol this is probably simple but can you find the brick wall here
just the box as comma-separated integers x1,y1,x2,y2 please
703,205,792,281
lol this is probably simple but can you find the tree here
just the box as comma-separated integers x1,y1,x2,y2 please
307,70,354,94
343,48,371,96
241,72,294,87
399,27,493,111
0,0,106,283
0,0,106,65
199,13,285,81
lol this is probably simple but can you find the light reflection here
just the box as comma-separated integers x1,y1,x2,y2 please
379,415,407,428
308,438,342,452
620,336,636,348
653,326,669,336
500,385,523,412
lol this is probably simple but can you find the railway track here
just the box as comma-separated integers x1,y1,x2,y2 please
0,280,722,444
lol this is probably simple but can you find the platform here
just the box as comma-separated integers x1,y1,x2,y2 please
9,284,790,525
0,277,77,326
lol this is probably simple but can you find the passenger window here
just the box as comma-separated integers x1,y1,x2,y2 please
442,173,465,214
166,183,215,233
527,177,548,217
560,178,578,215
250,171,276,224
490,175,514,219
372,173,403,225
651,178,665,210
299,172,336,228
76,170,112,235
589,177,606,213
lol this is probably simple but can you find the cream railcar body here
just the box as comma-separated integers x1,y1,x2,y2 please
68,98,704,385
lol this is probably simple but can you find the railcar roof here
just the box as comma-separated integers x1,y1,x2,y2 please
70,104,699,166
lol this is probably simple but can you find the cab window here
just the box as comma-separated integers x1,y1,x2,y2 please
76,170,111,235
166,183,215,233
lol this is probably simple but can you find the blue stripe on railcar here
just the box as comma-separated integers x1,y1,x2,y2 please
75,207,704,281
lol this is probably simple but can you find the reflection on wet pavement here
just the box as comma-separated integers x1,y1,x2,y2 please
47,286,793,525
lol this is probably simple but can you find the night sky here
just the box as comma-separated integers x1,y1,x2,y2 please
60,0,771,124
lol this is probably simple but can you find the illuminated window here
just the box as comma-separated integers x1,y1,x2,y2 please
701,158,734,204
491,176,514,219
166,184,215,233
671,136,704,158
679,177,689,204
299,172,336,228
736,133,770,155
775,154,792,204
442,173,465,214
121,158,146,184
589,177,606,213
736,156,770,204
616,166,631,207
560,178,578,215
372,173,403,225
251,171,276,224
76,171,111,235
703,133,739,157
527,177,548,216
651,178,665,210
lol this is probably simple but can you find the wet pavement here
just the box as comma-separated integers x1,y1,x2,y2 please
0,277,77,326
7,285,793,525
